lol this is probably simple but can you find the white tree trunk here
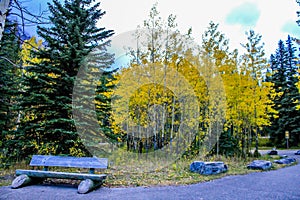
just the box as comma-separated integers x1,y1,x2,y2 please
0,0,10,43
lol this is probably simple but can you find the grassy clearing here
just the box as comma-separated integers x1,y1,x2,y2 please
104,154,297,188
0,155,297,188
104,156,249,188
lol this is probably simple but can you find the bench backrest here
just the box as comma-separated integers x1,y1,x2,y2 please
29,155,108,169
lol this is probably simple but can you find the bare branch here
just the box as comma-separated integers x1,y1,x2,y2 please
13,0,25,34
10,11,51,25
10,0,50,36
0,56,21,68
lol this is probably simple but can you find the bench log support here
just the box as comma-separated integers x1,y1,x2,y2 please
78,179,103,194
89,168,95,174
11,174,43,189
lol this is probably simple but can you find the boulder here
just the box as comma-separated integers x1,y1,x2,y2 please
274,157,296,164
190,161,228,175
247,160,272,170
295,150,300,155
267,150,278,155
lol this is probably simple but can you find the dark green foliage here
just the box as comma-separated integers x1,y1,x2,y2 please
252,150,261,158
251,137,273,147
268,36,300,147
211,130,240,157
0,21,20,131
18,0,114,157
95,69,120,142
0,9,23,166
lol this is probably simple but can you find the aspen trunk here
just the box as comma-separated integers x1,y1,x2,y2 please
0,0,10,43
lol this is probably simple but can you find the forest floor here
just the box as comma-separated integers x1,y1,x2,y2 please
0,150,299,200
0,149,299,188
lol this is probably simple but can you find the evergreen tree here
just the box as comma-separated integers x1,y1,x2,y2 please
284,36,300,145
95,69,119,142
294,0,300,110
0,6,23,166
268,36,300,147
18,0,114,157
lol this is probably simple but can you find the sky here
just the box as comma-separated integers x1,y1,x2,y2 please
20,0,300,58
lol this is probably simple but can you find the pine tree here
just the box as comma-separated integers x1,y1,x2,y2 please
295,0,300,110
18,0,114,157
0,8,23,165
95,69,119,142
268,36,300,147
284,36,300,145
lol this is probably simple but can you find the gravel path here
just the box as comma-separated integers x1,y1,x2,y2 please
1,150,299,200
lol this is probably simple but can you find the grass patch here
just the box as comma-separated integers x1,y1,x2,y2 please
103,155,273,188
0,160,28,186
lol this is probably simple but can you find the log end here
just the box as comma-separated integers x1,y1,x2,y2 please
11,175,32,189
78,179,102,194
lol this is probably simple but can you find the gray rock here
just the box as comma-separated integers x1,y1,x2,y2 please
267,150,278,155
190,161,228,175
247,160,272,170
274,157,296,164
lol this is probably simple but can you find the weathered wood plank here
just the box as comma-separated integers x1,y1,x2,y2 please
78,179,103,194
29,155,108,169
16,170,107,181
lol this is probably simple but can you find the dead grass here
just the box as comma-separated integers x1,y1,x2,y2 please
0,160,28,186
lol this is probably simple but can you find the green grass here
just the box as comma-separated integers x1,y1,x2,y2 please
0,155,297,188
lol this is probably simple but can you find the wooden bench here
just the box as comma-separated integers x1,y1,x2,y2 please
11,155,108,194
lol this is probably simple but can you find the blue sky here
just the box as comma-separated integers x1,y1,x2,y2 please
17,0,300,58
225,2,261,27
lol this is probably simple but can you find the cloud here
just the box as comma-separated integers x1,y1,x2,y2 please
282,21,300,38
225,2,260,27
